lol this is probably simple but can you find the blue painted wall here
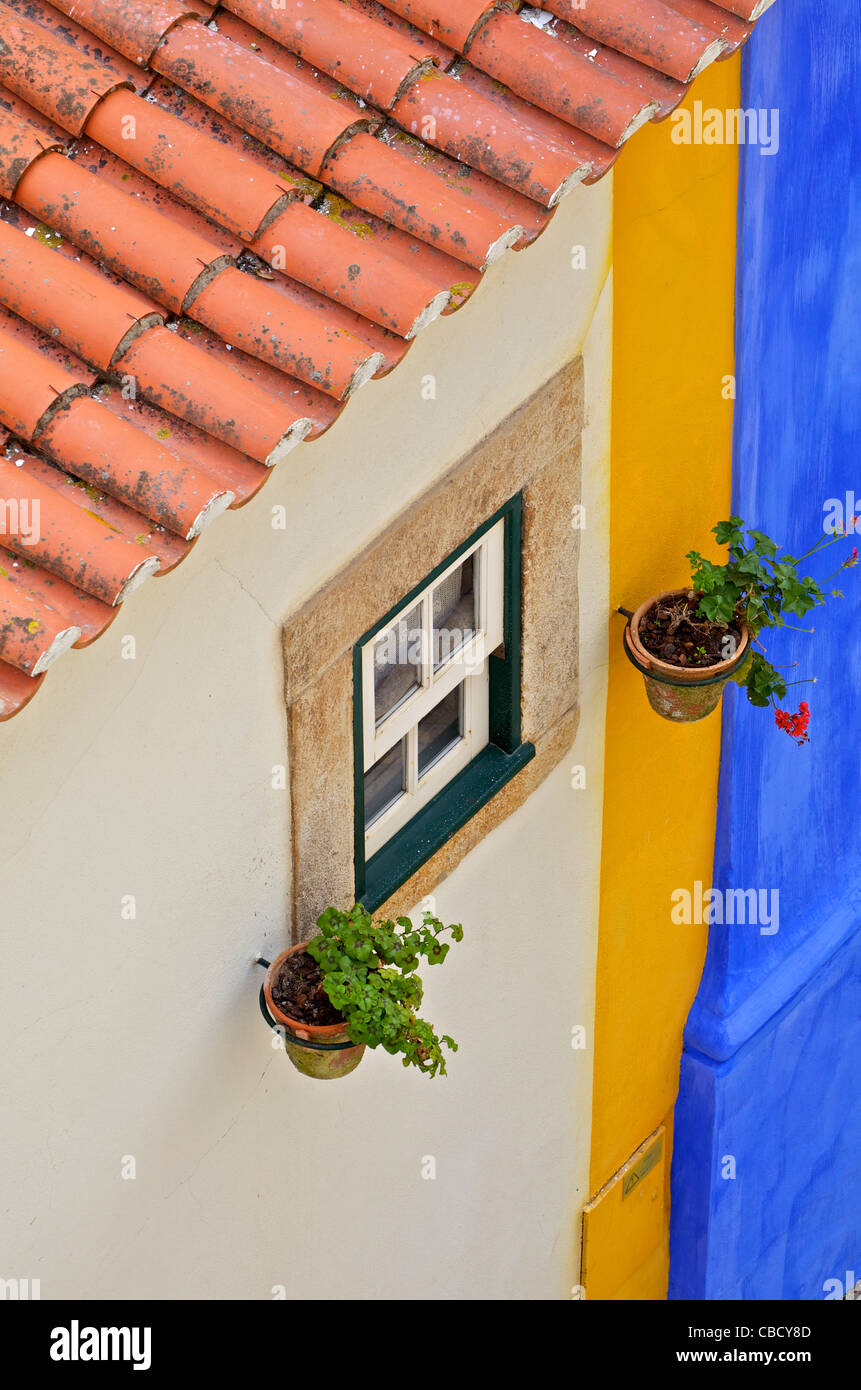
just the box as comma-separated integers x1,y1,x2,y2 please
670,0,861,1300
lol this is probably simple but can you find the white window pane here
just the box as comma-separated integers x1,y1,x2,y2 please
373,601,423,725
433,554,477,670
417,685,462,778
364,738,406,828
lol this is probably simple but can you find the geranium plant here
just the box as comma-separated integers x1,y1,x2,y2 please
686,517,856,743
306,904,463,1077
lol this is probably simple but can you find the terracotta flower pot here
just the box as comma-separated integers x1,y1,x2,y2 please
624,589,751,723
263,942,365,1080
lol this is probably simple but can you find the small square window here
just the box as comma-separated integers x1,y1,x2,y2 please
353,496,534,908
359,520,501,859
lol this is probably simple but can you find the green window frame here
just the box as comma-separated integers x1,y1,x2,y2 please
353,492,535,910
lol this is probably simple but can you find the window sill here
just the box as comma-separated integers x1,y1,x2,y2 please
360,741,536,912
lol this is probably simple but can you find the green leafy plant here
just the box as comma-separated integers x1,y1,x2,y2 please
686,517,856,740
306,904,463,1077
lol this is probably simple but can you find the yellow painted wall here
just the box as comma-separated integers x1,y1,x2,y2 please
587,55,742,1297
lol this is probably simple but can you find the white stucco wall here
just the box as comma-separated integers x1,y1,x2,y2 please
0,180,612,1301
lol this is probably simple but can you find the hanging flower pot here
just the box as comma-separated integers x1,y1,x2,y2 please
623,589,751,723
622,518,857,736
263,943,365,1080
259,905,464,1081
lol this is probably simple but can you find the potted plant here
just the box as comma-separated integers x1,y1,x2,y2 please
624,517,856,733
263,904,463,1080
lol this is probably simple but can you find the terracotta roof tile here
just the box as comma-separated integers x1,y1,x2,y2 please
322,129,524,268
0,556,115,652
0,208,163,369
348,0,457,67
115,325,315,462
651,0,753,50
541,0,735,82
715,0,774,19
0,104,64,199
0,4,133,135
152,17,379,175
0,629,46,713
2,0,148,90
36,396,234,539
12,135,387,395
18,148,234,315
251,200,451,340
376,1,495,52
468,11,664,145
0,562,82,674
21,441,194,573
84,89,298,242
0,318,88,437
390,66,587,206
0,302,97,386
224,0,433,110
0,0,773,718
534,15,688,119
0,449,161,605
93,388,268,510
52,2,207,68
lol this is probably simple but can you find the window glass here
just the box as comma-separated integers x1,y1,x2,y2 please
364,738,406,827
433,555,477,670
373,601,423,725
418,685,462,778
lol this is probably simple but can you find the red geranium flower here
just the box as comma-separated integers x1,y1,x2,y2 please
774,701,810,745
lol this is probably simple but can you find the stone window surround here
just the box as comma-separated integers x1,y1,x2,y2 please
282,356,584,938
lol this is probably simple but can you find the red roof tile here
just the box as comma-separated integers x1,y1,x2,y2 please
0,0,774,719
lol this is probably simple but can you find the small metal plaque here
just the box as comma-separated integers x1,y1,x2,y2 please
622,1136,663,1199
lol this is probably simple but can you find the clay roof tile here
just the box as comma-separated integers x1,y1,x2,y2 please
0,0,775,714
